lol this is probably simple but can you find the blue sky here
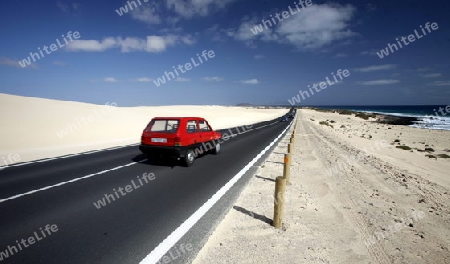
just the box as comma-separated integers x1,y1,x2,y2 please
0,0,449,106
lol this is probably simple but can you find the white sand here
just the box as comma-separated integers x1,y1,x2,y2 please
0,93,287,164
194,109,450,264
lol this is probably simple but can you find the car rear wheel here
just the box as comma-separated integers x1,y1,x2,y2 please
211,142,221,155
183,149,195,167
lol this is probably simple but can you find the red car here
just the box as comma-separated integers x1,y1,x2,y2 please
139,117,222,166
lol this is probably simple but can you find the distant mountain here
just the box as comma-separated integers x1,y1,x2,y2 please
235,103,253,106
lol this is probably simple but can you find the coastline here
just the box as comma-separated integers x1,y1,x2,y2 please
308,107,427,126
375,114,419,126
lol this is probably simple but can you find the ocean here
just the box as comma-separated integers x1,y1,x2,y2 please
312,105,450,131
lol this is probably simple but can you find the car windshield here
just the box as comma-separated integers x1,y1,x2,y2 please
147,119,179,133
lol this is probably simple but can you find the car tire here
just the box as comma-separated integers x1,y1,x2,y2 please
211,142,221,155
183,149,195,167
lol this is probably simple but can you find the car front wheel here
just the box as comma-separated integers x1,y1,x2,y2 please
183,149,195,167
211,142,221,155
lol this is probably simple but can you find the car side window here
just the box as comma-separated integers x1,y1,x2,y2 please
199,120,211,131
186,120,198,133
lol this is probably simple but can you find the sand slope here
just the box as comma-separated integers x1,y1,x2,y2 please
0,93,286,164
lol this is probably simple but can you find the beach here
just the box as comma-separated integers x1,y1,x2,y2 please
193,108,450,264
0,93,287,164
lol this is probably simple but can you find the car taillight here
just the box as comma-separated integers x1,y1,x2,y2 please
174,137,182,146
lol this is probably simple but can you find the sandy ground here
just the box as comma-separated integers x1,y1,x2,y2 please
0,93,287,164
193,109,450,264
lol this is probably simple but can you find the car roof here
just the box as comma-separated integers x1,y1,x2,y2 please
152,117,205,120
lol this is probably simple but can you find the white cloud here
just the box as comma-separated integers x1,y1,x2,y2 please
135,77,153,82
180,35,197,45
417,67,432,72
355,64,397,72
360,49,378,56
57,1,80,13
130,4,162,25
203,77,224,82
335,53,348,58
52,61,67,66
428,81,450,86
277,4,356,49
165,0,237,18
234,19,261,41
254,54,265,59
145,36,178,52
205,25,237,42
129,0,237,25
239,79,259,85
66,35,194,52
104,77,118,83
66,38,117,52
356,79,400,85
421,73,441,78
0,57,38,69
232,4,357,50
174,77,190,82
57,1,70,12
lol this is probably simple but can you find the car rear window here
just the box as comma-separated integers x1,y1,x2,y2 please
147,119,180,133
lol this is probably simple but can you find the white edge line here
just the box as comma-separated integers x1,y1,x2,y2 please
106,146,124,151
11,162,34,167
82,150,102,155
60,154,80,159
0,159,148,204
239,120,278,133
139,123,292,264
36,158,57,163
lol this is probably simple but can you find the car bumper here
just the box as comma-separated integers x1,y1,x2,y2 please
139,144,187,158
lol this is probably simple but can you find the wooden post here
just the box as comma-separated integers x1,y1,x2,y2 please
283,154,290,182
273,176,286,229
288,143,293,154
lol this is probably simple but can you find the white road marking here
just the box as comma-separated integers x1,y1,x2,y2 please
0,160,147,204
81,150,102,155
139,123,292,264
105,146,124,150
36,158,57,163
60,154,80,159
254,121,279,130
237,128,254,135
11,162,34,167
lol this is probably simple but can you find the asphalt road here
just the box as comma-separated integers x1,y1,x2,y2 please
0,118,291,264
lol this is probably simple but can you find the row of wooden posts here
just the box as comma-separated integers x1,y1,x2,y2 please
273,121,297,229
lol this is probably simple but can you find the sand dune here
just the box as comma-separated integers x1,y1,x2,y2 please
0,93,287,164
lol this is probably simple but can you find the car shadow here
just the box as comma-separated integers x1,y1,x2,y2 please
132,154,179,168
132,150,213,168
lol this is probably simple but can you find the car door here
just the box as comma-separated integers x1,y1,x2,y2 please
185,119,200,146
198,119,213,142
